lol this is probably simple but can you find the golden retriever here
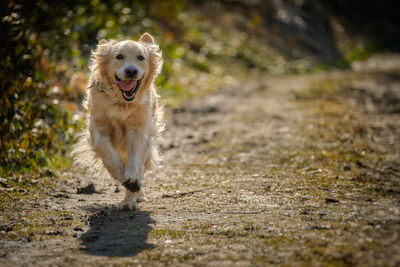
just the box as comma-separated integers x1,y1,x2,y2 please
73,33,164,210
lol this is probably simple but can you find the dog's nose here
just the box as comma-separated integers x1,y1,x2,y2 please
125,66,138,78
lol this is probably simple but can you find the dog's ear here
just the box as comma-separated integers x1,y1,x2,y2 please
90,39,117,75
139,33,163,77
137,33,162,76
139,33,155,44
92,39,116,60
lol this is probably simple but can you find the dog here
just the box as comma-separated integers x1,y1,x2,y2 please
73,33,164,210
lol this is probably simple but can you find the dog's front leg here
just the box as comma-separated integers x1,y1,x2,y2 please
119,129,149,210
90,127,125,183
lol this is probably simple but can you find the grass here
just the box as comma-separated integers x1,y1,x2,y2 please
0,209,81,241
288,75,397,201
0,174,55,207
150,229,186,239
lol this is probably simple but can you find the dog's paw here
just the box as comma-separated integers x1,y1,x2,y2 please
118,198,138,211
123,167,144,193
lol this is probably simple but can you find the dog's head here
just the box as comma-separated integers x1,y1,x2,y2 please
91,33,162,103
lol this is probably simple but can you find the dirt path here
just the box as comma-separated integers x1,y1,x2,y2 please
1,55,400,266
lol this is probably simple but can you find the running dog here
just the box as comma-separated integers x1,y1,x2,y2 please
73,33,164,210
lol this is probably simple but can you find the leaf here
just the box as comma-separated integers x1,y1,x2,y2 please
20,138,30,150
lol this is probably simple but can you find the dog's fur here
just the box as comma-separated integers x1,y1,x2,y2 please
73,33,164,210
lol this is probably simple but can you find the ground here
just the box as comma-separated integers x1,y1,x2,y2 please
1,55,400,266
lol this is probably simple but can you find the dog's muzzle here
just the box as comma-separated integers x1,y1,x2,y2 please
114,74,142,102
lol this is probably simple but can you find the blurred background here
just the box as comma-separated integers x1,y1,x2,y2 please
1,0,400,176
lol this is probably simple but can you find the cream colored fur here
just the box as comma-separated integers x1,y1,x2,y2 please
73,33,164,210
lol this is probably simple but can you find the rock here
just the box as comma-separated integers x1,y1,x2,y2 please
310,225,332,230
54,193,70,198
77,184,98,194
45,231,63,236
325,198,339,203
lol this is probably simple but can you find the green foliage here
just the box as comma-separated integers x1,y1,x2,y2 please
0,0,181,175
0,80,82,176
335,43,381,68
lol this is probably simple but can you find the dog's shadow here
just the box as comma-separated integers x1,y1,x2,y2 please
79,206,155,257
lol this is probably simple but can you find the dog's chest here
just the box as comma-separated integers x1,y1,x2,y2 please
107,119,128,152
107,111,149,156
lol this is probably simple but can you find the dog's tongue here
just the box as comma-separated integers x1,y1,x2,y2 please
114,80,136,92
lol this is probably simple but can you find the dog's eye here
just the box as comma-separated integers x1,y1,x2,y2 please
137,55,145,61
116,54,124,60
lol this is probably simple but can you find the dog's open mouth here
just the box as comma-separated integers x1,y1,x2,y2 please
114,74,142,102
